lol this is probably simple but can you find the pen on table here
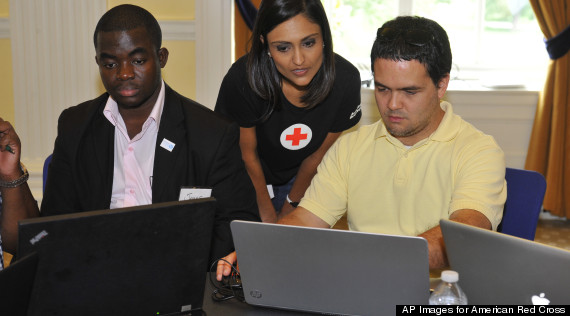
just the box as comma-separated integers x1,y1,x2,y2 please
5,145,15,154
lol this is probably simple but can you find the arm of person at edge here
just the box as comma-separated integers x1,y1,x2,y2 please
239,127,278,223
216,206,491,279
277,132,342,220
0,118,40,254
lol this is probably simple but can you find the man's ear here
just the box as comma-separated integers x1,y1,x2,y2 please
437,74,450,99
158,47,169,68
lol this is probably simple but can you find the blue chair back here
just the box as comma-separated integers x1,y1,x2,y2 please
43,154,52,193
497,167,546,240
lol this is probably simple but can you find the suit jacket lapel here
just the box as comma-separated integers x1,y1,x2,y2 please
152,86,189,203
80,94,115,209
93,113,115,205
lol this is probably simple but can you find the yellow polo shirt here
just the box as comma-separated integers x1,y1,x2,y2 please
300,101,506,236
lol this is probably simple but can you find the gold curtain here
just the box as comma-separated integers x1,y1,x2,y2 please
526,1,570,218
234,0,262,60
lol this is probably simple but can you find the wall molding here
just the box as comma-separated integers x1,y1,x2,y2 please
160,20,195,41
0,18,8,38
0,18,192,41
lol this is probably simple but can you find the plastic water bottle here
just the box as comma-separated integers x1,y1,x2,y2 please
428,270,468,305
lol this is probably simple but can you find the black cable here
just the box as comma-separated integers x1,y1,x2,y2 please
208,259,245,303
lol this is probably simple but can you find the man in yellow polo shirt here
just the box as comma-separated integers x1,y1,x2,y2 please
217,16,506,277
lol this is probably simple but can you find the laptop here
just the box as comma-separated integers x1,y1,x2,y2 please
441,219,570,305
230,221,430,316
0,252,39,316
18,198,217,316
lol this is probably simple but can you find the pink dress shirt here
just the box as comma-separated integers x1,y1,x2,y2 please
103,80,166,209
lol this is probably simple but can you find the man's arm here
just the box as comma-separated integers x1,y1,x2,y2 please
424,125,505,269
278,206,330,228
0,118,40,254
419,209,491,269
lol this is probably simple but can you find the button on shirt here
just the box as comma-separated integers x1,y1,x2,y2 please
104,80,166,209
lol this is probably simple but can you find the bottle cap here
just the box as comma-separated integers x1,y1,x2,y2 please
441,270,459,283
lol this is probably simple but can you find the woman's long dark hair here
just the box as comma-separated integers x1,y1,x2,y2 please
247,0,335,119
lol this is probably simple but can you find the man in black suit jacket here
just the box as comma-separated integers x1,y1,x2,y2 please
41,4,260,262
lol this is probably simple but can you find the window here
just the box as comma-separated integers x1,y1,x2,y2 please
323,0,548,90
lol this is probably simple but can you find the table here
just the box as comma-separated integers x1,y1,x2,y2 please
200,273,441,315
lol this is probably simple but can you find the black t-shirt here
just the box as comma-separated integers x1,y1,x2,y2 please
215,54,361,185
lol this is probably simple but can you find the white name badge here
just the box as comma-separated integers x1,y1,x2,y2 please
179,187,212,201
267,184,275,199
160,138,176,152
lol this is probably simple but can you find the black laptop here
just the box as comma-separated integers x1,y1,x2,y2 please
0,252,39,316
18,198,216,316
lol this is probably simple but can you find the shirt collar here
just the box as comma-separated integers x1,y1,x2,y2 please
103,80,166,128
428,101,461,142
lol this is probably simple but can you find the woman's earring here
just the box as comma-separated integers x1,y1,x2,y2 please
267,51,272,57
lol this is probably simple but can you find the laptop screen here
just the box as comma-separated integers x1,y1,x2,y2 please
18,198,216,316
231,220,430,315
0,252,38,315
441,219,570,305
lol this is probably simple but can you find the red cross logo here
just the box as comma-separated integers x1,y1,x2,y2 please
285,127,308,146
280,124,312,150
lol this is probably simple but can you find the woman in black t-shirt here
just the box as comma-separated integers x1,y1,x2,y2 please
215,0,361,223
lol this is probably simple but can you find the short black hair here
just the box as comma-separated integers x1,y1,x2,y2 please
93,4,162,50
371,16,452,86
248,0,335,112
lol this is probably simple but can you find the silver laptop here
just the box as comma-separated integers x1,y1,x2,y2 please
441,219,570,305
231,220,430,316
